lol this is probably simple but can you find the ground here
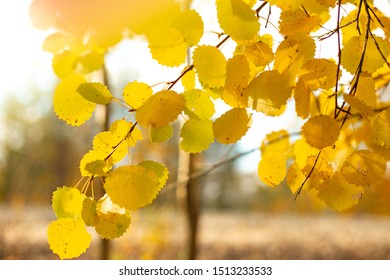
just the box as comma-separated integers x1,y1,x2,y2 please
1,205,390,260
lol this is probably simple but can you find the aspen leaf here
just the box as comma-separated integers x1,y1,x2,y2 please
80,150,112,177
302,155,333,181
104,165,161,211
180,119,214,153
343,94,375,118
77,82,112,105
302,115,340,149
286,163,307,193
294,78,311,119
342,35,389,74
147,25,187,67
354,74,376,107
75,51,104,74
47,218,91,259
216,0,260,41
149,125,174,143
279,9,322,36
258,152,286,187
52,187,84,219
123,81,153,109
136,90,185,128
241,40,274,67
222,55,251,108
299,58,338,90
171,9,204,46
193,46,226,88
184,89,215,120
52,51,78,79
138,160,169,189
182,68,196,91
261,130,291,157
372,108,390,148
245,70,293,114
294,138,320,169
317,172,364,211
42,32,68,54
94,212,131,239
82,197,97,227
213,108,251,144
53,75,95,126
341,150,386,186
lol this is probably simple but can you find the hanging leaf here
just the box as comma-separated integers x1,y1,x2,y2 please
77,82,112,105
183,89,215,120
372,108,390,148
180,119,214,153
149,125,174,143
302,115,340,149
171,9,204,46
193,46,226,88
258,152,287,187
123,81,153,110
52,187,84,219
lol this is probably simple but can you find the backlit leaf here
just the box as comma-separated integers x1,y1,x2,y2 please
171,9,204,46
52,186,84,219
317,172,363,211
342,35,389,74
293,138,320,169
147,25,187,67
372,108,390,148
180,119,214,153
299,58,338,90
258,152,286,187
123,81,153,110
294,78,311,119
149,125,174,143
240,40,274,67
47,218,91,259
302,115,340,149
52,51,78,79
341,150,386,186
279,9,322,36
80,150,112,177
216,0,260,41
213,108,251,144
182,68,196,91
82,197,97,227
261,130,291,157
245,70,293,114
94,212,131,239
77,82,112,105
193,46,226,88
104,165,161,211
136,90,185,128
138,160,169,189
184,89,215,120
53,75,95,126
343,94,375,119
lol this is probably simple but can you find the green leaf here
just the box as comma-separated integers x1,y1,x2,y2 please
77,82,113,105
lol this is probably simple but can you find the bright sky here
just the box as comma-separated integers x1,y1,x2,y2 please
0,0,389,172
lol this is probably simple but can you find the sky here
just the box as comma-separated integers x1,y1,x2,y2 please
0,0,389,173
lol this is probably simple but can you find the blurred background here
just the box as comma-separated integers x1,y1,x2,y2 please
0,0,390,260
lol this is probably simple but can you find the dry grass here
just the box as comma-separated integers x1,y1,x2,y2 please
1,205,390,260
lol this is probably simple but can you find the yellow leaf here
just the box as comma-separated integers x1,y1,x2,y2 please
138,160,169,189
193,46,227,88
261,130,291,158
258,152,286,187
274,34,315,83
82,197,97,227
279,9,322,36
299,58,338,90
52,186,84,219
180,119,214,153
245,70,293,114
294,78,311,119
293,138,320,169
343,94,375,119
171,9,203,46
181,68,196,91
94,212,131,239
222,55,251,108
123,81,153,110
213,108,252,144
183,89,215,120
341,150,386,186
216,0,260,41
47,218,91,259
147,25,187,67
53,75,96,126
136,90,185,128
302,155,333,181
302,115,340,149
104,165,161,211
77,82,112,105
149,125,174,143
342,35,389,74
286,163,308,193
372,108,390,148
42,32,68,54
240,40,274,67
75,51,104,74
52,51,78,79
317,172,363,211
80,150,112,177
